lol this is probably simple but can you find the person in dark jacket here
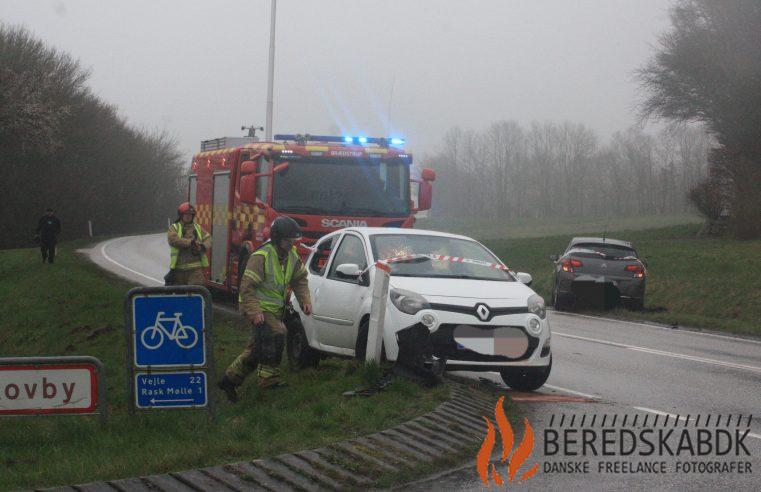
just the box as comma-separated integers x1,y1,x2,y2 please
35,208,61,264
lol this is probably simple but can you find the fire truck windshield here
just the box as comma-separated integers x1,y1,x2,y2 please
272,158,410,216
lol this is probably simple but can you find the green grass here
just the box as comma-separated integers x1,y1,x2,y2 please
419,218,761,336
417,213,702,240
0,241,448,491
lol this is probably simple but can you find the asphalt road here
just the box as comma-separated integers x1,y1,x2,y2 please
84,233,761,490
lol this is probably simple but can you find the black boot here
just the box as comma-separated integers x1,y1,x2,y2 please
217,375,239,403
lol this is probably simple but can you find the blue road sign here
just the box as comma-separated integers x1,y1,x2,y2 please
133,294,206,368
135,372,207,409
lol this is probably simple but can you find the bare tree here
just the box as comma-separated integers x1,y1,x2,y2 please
638,0,761,237
427,120,709,222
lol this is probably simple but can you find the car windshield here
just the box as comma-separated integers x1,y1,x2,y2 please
571,243,637,259
369,234,514,281
273,158,409,216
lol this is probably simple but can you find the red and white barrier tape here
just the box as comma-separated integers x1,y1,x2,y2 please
373,254,513,273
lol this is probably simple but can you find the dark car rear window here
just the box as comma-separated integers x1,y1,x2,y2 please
572,243,637,258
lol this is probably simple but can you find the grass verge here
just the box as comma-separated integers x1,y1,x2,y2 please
419,218,760,336
0,241,448,490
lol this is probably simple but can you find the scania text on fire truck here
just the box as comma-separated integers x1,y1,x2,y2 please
187,134,436,293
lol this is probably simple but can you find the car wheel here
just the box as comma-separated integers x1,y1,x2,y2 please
500,355,552,391
550,280,558,306
625,298,644,311
553,284,569,311
355,318,385,362
286,315,319,371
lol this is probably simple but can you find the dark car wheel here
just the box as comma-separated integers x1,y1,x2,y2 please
553,283,571,311
286,316,320,371
355,318,385,362
625,298,644,311
500,355,552,391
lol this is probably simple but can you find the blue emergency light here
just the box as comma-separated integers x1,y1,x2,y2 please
274,134,406,147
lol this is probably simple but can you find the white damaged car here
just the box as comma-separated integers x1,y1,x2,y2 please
286,227,552,390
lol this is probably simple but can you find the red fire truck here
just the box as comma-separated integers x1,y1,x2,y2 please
188,134,436,293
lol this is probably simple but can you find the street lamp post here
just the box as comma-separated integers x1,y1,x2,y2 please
265,0,277,141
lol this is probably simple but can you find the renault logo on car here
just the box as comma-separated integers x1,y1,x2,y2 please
476,303,491,321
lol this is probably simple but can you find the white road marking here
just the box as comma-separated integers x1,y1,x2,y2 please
100,238,163,285
632,406,761,441
544,384,601,400
551,310,761,345
539,386,761,442
554,331,761,374
630,406,692,423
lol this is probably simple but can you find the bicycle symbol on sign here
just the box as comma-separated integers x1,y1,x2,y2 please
141,312,199,350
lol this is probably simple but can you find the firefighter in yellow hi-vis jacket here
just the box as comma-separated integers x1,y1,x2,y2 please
167,202,211,286
218,216,311,402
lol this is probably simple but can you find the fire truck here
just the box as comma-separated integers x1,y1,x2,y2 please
188,133,436,293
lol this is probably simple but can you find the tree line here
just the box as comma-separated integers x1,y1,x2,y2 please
0,25,185,249
426,121,711,220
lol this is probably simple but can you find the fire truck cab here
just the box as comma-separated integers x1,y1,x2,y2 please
188,133,435,293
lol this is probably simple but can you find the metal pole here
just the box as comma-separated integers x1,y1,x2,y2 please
265,0,277,141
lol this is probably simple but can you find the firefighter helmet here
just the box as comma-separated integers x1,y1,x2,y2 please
270,216,302,243
178,202,196,216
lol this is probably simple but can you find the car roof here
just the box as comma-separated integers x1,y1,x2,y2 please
568,237,633,248
340,227,475,242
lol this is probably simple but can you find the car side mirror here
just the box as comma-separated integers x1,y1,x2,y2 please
549,255,559,262
516,272,533,286
336,263,362,280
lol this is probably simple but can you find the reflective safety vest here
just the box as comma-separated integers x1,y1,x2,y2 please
169,222,209,270
247,242,301,315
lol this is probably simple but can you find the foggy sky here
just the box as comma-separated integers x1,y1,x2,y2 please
1,0,671,164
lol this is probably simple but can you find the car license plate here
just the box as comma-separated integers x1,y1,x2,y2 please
453,325,529,357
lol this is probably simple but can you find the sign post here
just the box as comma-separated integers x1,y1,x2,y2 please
0,356,106,423
124,286,215,416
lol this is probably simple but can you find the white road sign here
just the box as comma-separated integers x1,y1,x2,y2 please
0,364,98,415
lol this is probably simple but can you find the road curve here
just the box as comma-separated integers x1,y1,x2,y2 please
84,233,761,488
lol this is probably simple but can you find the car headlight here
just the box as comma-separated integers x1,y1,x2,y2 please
528,294,546,319
390,288,430,315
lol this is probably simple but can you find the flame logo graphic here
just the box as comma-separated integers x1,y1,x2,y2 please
476,396,539,486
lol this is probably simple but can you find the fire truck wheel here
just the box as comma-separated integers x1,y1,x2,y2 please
286,315,320,371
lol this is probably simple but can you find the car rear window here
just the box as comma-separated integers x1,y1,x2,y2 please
572,243,637,258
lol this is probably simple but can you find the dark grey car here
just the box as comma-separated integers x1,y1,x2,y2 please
550,237,646,310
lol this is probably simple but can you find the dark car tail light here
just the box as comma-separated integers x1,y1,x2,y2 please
625,264,645,278
562,258,583,272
